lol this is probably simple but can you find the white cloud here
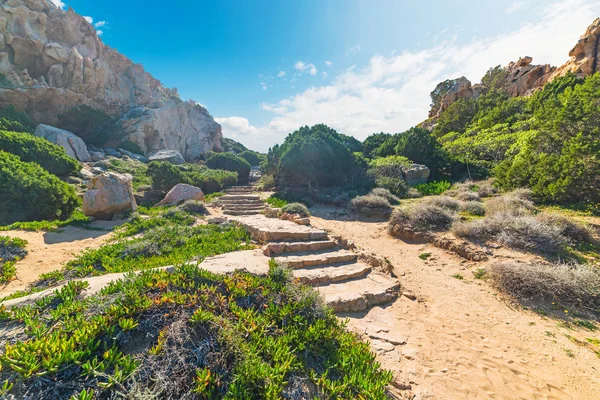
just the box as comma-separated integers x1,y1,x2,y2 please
325,60,332,67
83,16,93,24
215,117,260,140
345,45,361,56
97,30,104,36
222,0,600,152
277,71,286,78
294,61,306,70
294,61,318,76
95,21,107,28
506,0,531,13
50,0,66,8
322,71,328,79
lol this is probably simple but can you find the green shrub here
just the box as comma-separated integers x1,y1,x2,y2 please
221,137,248,153
146,162,237,193
119,140,144,155
238,150,265,166
370,188,400,204
177,200,208,216
349,194,393,219
0,235,27,283
415,180,452,196
460,201,486,216
0,151,79,224
56,105,120,147
0,130,80,176
206,152,251,184
0,105,34,133
266,195,288,208
281,202,310,217
104,157,151,190
388,203,457,234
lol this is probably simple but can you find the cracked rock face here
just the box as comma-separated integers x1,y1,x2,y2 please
0,0,222,160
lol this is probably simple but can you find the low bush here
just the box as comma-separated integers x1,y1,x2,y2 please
536,213,596,245
460,201,486,216
370,188,400,205
368,156,411,197
146,161,237,194
422,196,462,212
206,152,251,184
281,202,310,218
0,235,27,283
103,157,151,190
414,180,452,196
0,105,34,133
349,194,392,219
266,194,288,208
389,203,457,234
0,264,392,398
0,210,93,232
0,151,80,224
486,191,536,216
374,176,408,197
177,200,208,216
256,174,276,190
476,180,496,197
455,191,481,202
0,130,80,176
489,261,600,312
238,150,265,166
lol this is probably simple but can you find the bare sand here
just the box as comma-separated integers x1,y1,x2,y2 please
310,207,600,400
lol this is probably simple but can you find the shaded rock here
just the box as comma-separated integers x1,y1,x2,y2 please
402,164,430,186
553,17,600,79
78,167,95,180
134,189,165,205
104,148,121,157
207,217,227,225
33,124,91,162
89,151,105,162
156,184,205,206
279,212,311,226
119,148,147,163
148,149,185,165
82,172,137,220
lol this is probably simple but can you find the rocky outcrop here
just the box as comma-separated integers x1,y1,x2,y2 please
147,149,185,165
82,172,137,219
552,17,600,79
0,0,222,160
504,57,556,97
33,123,91,161
402,164,430,186
156,183,205,206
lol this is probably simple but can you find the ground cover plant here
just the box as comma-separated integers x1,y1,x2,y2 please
0,235,27,283
265,194,288,208
0,263,392,399
414,180,452,196
102,157,151,190
0,210,95,232
0,151,80,225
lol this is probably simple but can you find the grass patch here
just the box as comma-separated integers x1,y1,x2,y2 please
473,268,487,279
205,191,226,203
414,180,452,196
0,236,27,283
0,210,99,232
0,264,392,398
419,252,432,260
265,194,288,208
452,273,464,280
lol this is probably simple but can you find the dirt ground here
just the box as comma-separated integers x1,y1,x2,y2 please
0,220,121,297
310,205,600,400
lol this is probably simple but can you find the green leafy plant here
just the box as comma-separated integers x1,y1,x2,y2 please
206,152,251,184
419,252,432,260
415,180,452,196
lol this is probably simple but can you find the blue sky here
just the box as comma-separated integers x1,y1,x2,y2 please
54,0,600,151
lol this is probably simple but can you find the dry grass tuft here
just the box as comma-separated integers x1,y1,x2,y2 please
370,188,400,205
422,196,461,212
350,194,393,219
460,201,486,216
389,203,457,233
489,261,600,311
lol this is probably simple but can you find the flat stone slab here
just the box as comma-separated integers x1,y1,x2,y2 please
296,262,371,285
264,240,337,256
273,249,357,268
231,215,327,243
317,273,400,313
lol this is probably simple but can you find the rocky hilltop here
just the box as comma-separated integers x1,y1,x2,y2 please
0,0,222,160
429,17,600,119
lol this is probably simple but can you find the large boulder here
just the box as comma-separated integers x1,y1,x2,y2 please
148,149,185,165
82,172,137,219
402,164,430,186
33,124,92,162
119,148,148,163
156,184,205,206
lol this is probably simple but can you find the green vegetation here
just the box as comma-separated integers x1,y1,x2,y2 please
0,105,34,133
146,161,237,193
367,156,411,197
56,105,120,147
0,235,27,283
349,194,393,219
0,151,79,225
280,202,310,218
0,263,392,398
206,152,251,184
238,149,266,166
104,157,151,190
472,268,487,279
265,124,366,190
419,252,432,260
221,137,248,153
62,207,250,278
265,194,288,208
415,180,452,196
0,130,80,176
177,200,208,216
205,191,226,203
0,210,94,232
452,273,464,280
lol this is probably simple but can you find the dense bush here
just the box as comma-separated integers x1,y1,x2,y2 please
0,151,79,224
388,203,457,234
460,201,486,216
238,149,266,166
0,130,80,176
370,188,400,204
206,152,251,184
177,200,208,216
0,105,34,133
56,105,120,147
349,194,393,219
367,156,411,197
265,124,365,189
221,137,248,153
146,161,237,193
281,202,310,217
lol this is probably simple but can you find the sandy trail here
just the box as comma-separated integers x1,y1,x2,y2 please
0,220,120,297
310,207,600,400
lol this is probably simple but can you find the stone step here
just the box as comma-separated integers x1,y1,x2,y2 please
221,194,260,201
295,263,372,285
231,214,328,243
317,273,401,313
218,200,264,206
224,210,263,216
273,249,357,269
263,240,337,256
223,204,265,211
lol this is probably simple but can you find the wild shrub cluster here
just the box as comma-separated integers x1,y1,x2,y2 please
280,202,310,218
146,161,237,193
0,264,392,399
238,149,266,166
0,235,27,283
349,189,396,220
206,152,251,184
0,130,80,176
0,151,80,225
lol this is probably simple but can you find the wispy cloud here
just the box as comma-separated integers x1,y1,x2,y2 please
325,60,332,67
50,0,66,8
83,16,93,24
506,0,531,13
218,0,600,152
294,61,318,76
277,71,286,78
95,21,107,28
345,45,361,56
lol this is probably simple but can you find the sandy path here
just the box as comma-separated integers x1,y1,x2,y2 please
310,208,600,400
0,221,120,297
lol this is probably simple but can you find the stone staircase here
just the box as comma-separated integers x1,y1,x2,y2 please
231,215,400,313
218,186,265,216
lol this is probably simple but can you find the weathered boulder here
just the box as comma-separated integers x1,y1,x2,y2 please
82,172,137,219
119,148,148,163
148,149,185,165
504,57,556,97
156,184,205,206
402,164,430,186
33,124,91,161
89,151,105,162
0,0,222,160
552,17,600,79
